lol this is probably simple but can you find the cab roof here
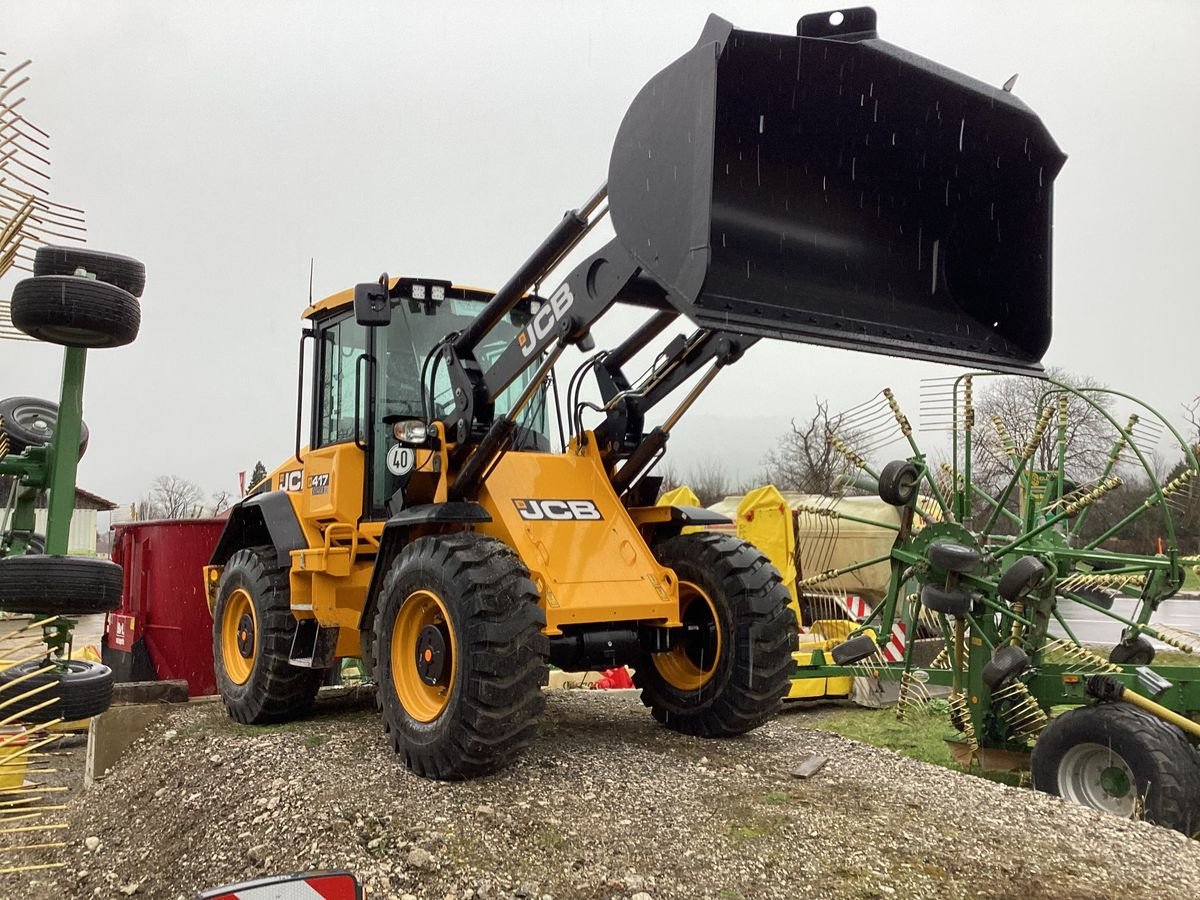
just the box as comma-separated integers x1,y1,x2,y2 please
302,276,499,321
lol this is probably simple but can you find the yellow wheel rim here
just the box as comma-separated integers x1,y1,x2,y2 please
653,580,722,691
391,589,457,723
221,587,257,686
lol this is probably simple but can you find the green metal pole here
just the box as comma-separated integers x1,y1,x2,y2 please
43,347,87,556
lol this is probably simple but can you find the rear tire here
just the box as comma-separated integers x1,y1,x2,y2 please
33,245,146,298
11,275,140,348
213,547,320,724
0,658,114,723
635,533,797,737
373,534,548,780
0,556,122,615
1031,703,1200,833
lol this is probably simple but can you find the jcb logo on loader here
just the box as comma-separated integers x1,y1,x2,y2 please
280,470,303,492
513,498,602,521
517,283,574,358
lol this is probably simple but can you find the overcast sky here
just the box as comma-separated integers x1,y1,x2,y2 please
2,1,1198,508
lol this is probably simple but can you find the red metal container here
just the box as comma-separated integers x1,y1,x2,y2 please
105,518,225,696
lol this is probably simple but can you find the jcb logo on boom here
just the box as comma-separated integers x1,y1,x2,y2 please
517,283,574,358
513,498,603,521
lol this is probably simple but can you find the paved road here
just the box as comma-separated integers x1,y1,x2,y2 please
1052,595,1200,648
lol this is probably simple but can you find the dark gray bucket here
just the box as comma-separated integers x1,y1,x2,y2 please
607,8,1066,372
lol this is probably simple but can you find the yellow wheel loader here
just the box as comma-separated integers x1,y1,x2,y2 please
203,8,1064,779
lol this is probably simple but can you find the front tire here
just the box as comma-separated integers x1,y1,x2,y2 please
1031,703,1200,833
213,548,320,724
373,534,548,780
635,533,797,737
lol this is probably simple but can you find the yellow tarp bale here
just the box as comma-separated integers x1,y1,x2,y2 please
735,486,800,621
657,485,700,508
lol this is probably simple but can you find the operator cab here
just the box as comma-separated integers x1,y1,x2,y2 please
307,277,548,519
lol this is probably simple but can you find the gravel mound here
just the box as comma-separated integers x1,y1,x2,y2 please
10,688,1200,899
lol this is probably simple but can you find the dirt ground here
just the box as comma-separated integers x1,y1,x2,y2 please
7,688,1200,900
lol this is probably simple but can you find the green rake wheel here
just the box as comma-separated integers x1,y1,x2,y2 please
792,375,1200,791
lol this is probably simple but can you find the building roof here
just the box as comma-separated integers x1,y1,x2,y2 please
71,487,118,511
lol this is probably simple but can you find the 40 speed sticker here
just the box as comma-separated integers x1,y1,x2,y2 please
386,444,415,476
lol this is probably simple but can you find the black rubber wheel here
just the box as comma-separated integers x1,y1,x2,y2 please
920,584,971,616
213,547,321,724
11,276,140,348
927,541,981,574
33,245,146,297
1063,586,1116,611
878,460,920,506
0,555,122,615
373,534,548,779
1031,703,1200,833
0,531,45,555
0,658,114,723
830,634,879,665
982,645,1030,690
0,396,89,458
998,556,1047,602
634,533,797,737
1110,637,1156,666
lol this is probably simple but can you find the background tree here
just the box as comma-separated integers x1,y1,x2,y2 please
763,399,861,494
970,368,1117,495
211,489,234,515
144,475,205,519
683,460,735,506
249,460,268,492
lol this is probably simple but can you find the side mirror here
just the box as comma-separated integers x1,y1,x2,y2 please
197,871,363,899
354,273,391,326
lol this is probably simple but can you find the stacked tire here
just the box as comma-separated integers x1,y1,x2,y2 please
0,245,147,723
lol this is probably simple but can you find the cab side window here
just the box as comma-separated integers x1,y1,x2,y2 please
316,314,368,447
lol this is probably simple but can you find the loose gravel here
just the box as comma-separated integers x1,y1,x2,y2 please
9,688,1200,899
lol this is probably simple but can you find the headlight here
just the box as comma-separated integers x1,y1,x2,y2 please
392,419,429,444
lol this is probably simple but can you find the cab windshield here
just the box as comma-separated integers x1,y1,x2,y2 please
375,290,547,433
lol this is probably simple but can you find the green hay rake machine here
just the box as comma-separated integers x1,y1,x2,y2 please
0,48,144,877
791,373,1200,832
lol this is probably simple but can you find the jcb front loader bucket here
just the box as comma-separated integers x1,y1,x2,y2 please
608,8,1065,372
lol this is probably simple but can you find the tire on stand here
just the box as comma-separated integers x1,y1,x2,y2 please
0,659,114,723
373,533,549,780
635,532,797,737
0,396,89,458
212,547,321,724
0,556,122,615
1031,702,1200,833
33,245,147,298
11,276,140,348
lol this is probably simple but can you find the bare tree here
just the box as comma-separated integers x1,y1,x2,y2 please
683,460,735,507
763,399,860,494
971,369,1117,494
211,490,234,515
146,475,205,519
